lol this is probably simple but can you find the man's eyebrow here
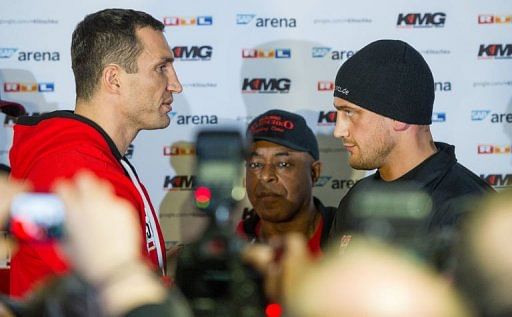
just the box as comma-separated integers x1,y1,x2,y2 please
333,103,343,110
160,56,174,63
273,152,290,157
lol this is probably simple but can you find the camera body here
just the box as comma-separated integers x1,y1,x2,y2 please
175,129,267,317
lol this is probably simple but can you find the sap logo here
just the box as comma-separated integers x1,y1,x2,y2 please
471,110,491,121
242,78,291,93
432,112,446,122
4,82,54,93
331,50,356,60
331,179,356,189
317,81,334,91
478,15,512,24
312,47,331,58
0,48,17,59
172,46,212,60
125,144,134,159
478,44,512,59
318,111,336,125
480,174,512,188
163,16,213,26
397,12,446,28
434,81,452,92
18,51,60,61
237,14,297,27
174,114,218,125
4,111,46,126
314,176,332,187
241,48,291,59
163,145,196,156
236,14,256,25
478,145,511,154
163,175,196,191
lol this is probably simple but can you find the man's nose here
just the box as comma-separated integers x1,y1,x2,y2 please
333,112,349,139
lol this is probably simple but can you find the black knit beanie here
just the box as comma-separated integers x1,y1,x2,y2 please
334,39,434,125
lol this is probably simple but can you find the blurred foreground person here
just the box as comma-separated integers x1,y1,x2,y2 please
0,172,192,317
245,234,472,317
456,189,512,317
239,110,335,255
9,8,182,297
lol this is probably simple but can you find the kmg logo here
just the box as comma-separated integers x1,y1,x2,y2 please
163,175,196,191
242,78,291,93
318,111,336,125
480,174,512,188
397,12,446,28
478,44,512,59
172,46,212,60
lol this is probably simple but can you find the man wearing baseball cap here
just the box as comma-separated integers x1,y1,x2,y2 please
237,109,335,255
330,40,493,255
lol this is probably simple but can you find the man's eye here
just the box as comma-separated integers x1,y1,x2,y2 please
157,65,168,72
277,162,290,168
247,162,262,169
343,109,353,116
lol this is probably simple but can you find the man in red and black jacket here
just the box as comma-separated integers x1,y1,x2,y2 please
8,8,183,298
237,110,335,256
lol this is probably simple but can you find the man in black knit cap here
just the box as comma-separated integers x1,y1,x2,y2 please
329,40,494,263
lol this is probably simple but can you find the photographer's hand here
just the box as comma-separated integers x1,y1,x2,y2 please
243,233,314,304
54,171,166,316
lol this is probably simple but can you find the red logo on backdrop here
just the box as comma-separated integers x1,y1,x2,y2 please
478,14,512,24
317,81,334,91
478,144,512,154
249,115,295,134
163,145,196,156
478,44,512,59
480,174,512,188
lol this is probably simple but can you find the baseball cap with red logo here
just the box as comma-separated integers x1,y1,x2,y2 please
247,109,319,160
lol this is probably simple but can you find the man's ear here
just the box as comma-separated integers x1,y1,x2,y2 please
311,160,322,184
102,64,122,94
392,120,410,132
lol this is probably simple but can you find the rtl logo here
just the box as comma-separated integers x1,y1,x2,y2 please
242,78,291,93
480,174,512,188
163,16,213,26
478,15,512,24
318,111,336,125
172,46,212,60
242,48,291,59
397,12,446,28
478,44,512,59
478,145,511,154
163,145,196,156
4,82,54,93
163,175,196,191
317,81,334,91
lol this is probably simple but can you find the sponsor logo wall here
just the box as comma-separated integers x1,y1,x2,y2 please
0,1,511,249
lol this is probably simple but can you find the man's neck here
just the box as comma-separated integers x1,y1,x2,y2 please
259,200,320,241
379,131,437,181
75,98,137,155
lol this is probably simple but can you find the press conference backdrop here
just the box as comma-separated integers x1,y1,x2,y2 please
0,0,511,249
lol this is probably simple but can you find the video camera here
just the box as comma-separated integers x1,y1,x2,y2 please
175,129,267,317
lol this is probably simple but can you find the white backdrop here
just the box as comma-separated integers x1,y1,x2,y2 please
1,0,511,247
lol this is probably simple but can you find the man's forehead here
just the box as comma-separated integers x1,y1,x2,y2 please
251,140,301,155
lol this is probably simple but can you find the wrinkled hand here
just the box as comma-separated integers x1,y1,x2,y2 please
242,233,314,303
54,171,141,285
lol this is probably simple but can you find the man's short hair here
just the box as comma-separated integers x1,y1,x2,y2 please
71,8,164,101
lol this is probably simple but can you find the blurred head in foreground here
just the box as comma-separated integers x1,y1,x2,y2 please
456,189,512,317
287,239,472,317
